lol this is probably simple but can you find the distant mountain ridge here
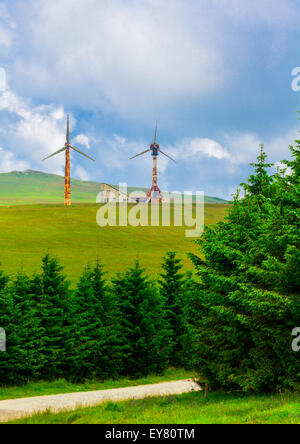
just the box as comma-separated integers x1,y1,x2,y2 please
0,170,228,205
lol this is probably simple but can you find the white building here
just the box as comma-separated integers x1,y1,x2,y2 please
99,183,146,203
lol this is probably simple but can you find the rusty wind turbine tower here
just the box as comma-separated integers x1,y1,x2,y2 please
43,115,95,206
130,123,176,202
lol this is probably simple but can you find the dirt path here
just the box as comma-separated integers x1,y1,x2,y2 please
0,379,200,422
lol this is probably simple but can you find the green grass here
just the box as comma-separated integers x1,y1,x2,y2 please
8,391,300,424
0,369,193,401
0,202,229,281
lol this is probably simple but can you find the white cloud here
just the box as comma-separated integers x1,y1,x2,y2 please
0,3,15,49
173,138,231,161
222,128,298,166
0,0,249,118
73,165,90,182
0,90,67,174
0,67,6,92
6,0,298,120
74,134,90,149
0,146,29,173
211,0,298,27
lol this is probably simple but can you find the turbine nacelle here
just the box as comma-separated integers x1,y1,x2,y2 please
150,142,160,157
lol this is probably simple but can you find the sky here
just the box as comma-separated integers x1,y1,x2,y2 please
0,0,300,199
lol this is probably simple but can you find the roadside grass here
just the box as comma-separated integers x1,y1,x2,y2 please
0,368,194,401
8,391,300,424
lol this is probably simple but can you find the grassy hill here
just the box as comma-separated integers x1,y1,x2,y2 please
0,170,228,205
0,170,229,281
0,203,230,282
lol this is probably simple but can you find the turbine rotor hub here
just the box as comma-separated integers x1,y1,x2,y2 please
150,142,160,156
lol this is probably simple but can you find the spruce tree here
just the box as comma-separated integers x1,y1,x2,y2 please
241,144,274,196
0,271,44,385
10,273,44,383
66,263,106,381
66,260,124,381
188,142,300,393
0,269,12,385
93,262,125,379
38,254,72,380
113,261,171,377
159,252,189,367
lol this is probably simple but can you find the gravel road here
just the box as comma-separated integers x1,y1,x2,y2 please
0,379,200,422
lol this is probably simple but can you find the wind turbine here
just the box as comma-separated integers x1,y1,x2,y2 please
130,122,175,202
43,115,95,206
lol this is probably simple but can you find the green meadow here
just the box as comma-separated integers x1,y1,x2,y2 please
0,169,229,280
0,202,229,282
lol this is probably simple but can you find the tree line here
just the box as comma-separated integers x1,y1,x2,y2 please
0,251,190,385
0,135,299,393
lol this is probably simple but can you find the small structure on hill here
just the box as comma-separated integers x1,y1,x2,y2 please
99,184,142,203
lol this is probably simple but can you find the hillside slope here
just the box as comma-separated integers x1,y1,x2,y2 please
0,203,230,280
0,170,227,205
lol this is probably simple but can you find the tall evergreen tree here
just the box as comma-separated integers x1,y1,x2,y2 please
93,261,125,379
0,271,44,385
66,260,124,381
10,273,44,383
0,268,12,385
188,143,300,393
65,264,105,381
241,144,274,196
159,252,189,367
112,261,171,377
38,254,72,380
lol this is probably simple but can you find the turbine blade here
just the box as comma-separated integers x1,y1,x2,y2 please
130,149,150,160
154,121,158,143
66,115,70,144
71,146,95,161
159,149,176,163
43,147,67,161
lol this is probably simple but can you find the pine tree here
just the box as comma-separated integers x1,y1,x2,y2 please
0,266,8,292
0,268,12,385
0,271,45,385
93,261,125,379
38,254,72,380
241,144,274,196
159,252,189,367
66,260,124,381
10,273,45,383
65,263,105,381
188,143,300,393
112,261,171,377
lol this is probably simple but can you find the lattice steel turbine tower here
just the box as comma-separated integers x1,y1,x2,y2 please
130,123,176,202
43,115,95,206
